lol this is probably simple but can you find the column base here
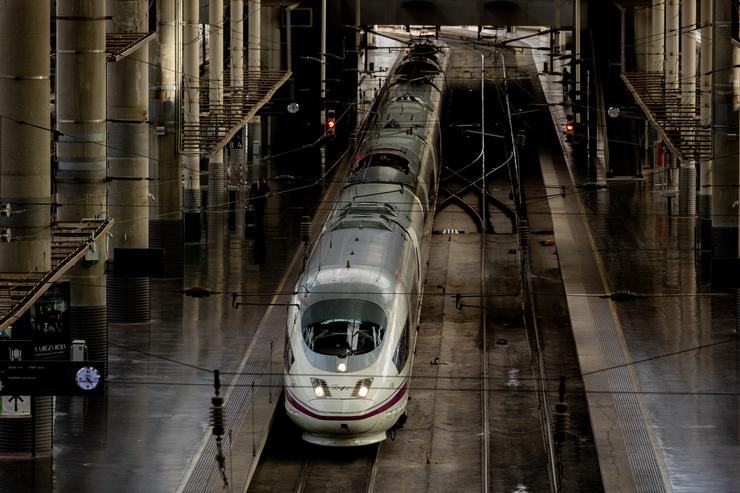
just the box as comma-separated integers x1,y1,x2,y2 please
184,211,201,243
711,227,739,287
149,219,184,278
0,397,54,457
107,275,150,323
71,305,108,373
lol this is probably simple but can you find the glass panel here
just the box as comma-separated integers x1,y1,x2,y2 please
392,322,409,372
302,300,387,357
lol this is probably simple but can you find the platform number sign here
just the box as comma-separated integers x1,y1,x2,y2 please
734,0,740,46
227,131,243,149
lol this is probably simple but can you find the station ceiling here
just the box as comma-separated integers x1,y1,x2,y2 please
359,0,574,27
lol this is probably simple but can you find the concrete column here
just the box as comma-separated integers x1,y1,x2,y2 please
573,0,581,126
231,0,244,90
679,0,697,217
0,0,51,275
265,5,282,71
228,0,245,210
665,0,680,88
57,0,108,367
208,0,225,210
710,0,739,283
151,0,183,277
698,0,712,253
633,6,652,72
248,0,262,85
106,0,151,323
246,1,263,178
681,0,697,111
183,0,201,241
0,0,53,459
651,0,665,72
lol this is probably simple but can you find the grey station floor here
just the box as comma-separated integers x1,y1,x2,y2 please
2,31,739,493
531,42,740,491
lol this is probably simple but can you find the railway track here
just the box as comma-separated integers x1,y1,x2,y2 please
295,443,382,493
252,32,564,493
248,405,382,493
441,31,560,492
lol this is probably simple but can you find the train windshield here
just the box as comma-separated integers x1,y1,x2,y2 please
302,300,387,357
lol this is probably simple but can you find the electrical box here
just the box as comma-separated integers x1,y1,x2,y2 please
71,339,87,362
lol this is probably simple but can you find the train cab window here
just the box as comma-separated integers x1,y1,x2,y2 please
390,95,424,104
338,202,397,218
360,153,410,174
302,300,387,357
331,219,392,232
394,58,440,83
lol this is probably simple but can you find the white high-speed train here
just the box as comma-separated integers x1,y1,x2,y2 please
284,41,448,446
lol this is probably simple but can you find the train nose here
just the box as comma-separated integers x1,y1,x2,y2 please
285,394,380,434
308,398,380,434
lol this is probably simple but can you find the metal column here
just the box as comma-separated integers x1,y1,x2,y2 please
107,0,151,323
183,0,201,241
208,0,225,210
0,0,53,458
151,0,183,278
57,0,108,368
710,0,739,283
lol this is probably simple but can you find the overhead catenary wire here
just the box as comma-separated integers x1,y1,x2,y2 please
107,334,738,392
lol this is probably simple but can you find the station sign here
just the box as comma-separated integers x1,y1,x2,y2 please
0,361,105,396
1,282,70,360
1,395,30,416
227,131,243,149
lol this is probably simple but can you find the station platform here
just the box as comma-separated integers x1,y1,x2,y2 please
526,32,740,492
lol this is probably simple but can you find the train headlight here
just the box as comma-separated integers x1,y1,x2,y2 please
310,378,326,398
337,360,347,373
358,384,369,398
354,378,373,398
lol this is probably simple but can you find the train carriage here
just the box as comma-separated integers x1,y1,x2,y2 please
284,41,448,446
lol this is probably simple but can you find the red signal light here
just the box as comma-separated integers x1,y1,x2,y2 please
326,109,336,134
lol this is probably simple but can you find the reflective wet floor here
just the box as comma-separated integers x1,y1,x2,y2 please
582,183,739,492
0,150,327,493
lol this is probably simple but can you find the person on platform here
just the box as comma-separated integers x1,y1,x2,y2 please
248,177,271,235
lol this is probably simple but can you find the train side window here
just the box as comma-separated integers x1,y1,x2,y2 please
393,321,410,372
284,334,294,372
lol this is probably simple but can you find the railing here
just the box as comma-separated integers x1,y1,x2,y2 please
181,70,291,156
622,72,712,163
0,218,113,331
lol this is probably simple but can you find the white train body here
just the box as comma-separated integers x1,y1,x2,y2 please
284,43,448,446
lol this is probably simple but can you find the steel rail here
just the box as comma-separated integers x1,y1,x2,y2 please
477,46,490,493
498,46,560,493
